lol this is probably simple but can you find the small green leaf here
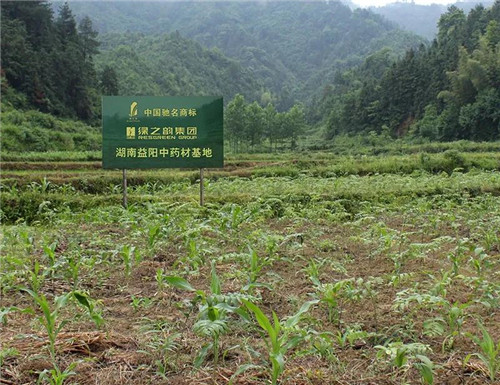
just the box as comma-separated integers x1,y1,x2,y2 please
284,299,319,328
194,343,212,369
243,300,276,342
165,276,195,291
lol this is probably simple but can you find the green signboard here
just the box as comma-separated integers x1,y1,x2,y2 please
102,96,223,169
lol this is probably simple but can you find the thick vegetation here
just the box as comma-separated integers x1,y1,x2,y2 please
1,1,105,122
372,1,495,40
0,104,100,152
95,33,263,102
322,2,500,141
3,2,499,148
66,0,425,109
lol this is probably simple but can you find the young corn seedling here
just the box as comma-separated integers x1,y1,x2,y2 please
469,247,491,280
23,289,73,382
72,291,104,327
119,245,140,277
243,248,272,292
243,299,318,385
23,286,104,383
43,241,58,271
465,324,500,381
422,299,470,351
19,229,34,255
301,257,323,287
38,362,77,385
317,279,352,327
147,223,162,249
130,295,153,311
64,255,82,290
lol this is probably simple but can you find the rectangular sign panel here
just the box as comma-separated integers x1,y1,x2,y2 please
102,96,223,169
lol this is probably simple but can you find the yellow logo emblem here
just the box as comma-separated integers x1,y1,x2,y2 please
129,101,138,118
126,126,136,139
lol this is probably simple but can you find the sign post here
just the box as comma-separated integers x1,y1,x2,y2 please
102,96,223,205
200,168,204,206
122,169,127,208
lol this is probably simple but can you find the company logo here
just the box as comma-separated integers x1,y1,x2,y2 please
127,101,140,122
126,126,136,139
130,101,138,117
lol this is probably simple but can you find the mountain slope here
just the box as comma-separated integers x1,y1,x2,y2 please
65,1,426,108
371,1,494,40
323,2,500,141
95,32,263,101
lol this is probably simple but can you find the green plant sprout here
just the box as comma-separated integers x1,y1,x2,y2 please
164,261,257,367
465,324,500,381
243,299,318,385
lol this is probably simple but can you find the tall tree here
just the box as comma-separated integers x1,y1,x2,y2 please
78,16,100,60
245,102,264,150
225,94,248,153
285,104,306,149
100,65,119,95
56,2,78,45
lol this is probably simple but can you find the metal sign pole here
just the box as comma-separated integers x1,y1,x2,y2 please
200,168,204,206
122,168,128,208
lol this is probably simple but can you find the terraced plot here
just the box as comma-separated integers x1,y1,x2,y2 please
1,150,499,384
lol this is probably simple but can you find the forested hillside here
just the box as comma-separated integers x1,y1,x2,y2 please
322,2,500,141
65,1,425,109
1,1,102,121
371,1,494,40
2,1,499,151
95,33,263,101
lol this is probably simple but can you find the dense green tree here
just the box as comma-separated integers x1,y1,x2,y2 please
78,16,100,60
224,96,308,152
263,103,278,150
225,94,248,153
95,32,263,101
245,102,264,150
1,1,101,121
56,2,78,44
413,105,440,140
100,65,119,95
284,104,306,149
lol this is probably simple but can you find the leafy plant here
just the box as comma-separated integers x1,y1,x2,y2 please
119,244,139,277
243,299,318,385
243,248,272,292
0,306,20,326
38,362,77,385
466,324,500,381
165,262,256,367
414,354,437,385
140,319,180,378
302,257,323,287
147,224,161,248
317,279,350,325
72,290,104,327
375,341,432,370
0,347,19,367
335,326,372,349
23,289,70,362
130,295,153,311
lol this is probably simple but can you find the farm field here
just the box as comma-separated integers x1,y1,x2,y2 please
1,147,499,384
